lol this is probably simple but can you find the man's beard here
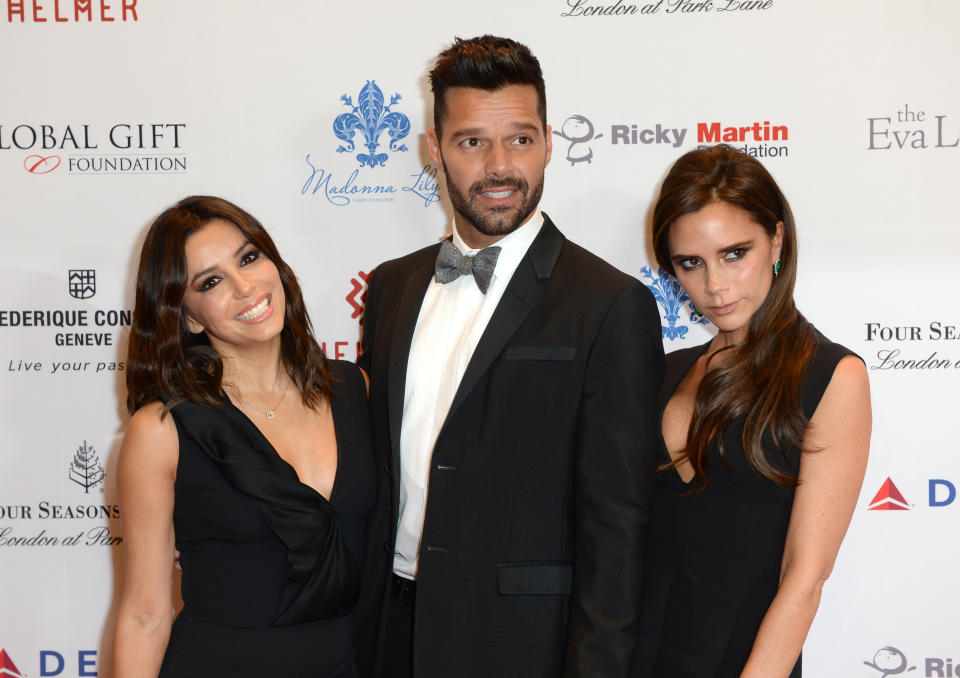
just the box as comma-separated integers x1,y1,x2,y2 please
445,171,545,238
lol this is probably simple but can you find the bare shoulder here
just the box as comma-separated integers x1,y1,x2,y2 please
806,353,871,451
121,402,179,470
818,354,870,414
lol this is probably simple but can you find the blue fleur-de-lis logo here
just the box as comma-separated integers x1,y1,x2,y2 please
334,80,410,168
640,266,709,340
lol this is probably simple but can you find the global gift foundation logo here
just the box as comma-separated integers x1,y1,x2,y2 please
2,122,187,175
640,266,708,340
68,269,95,300
0,649,25,678
863,646,916,676
69,440,105,493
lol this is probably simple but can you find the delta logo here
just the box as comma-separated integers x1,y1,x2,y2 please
0,649,24,678
867,476,957,510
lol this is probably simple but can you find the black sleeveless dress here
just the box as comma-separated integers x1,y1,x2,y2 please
633,333,855,678
158,360,375,678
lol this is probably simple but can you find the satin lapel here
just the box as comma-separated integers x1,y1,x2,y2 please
386,250,437,471
443,217,566,425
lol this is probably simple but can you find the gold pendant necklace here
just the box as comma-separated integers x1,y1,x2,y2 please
235,378,291,421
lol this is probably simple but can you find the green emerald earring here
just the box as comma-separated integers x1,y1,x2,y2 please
773,258,782,279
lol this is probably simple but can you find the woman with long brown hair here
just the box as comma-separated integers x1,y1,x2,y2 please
633,145,871,677
112,196,374,677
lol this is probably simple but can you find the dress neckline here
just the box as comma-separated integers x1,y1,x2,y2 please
219,392,342,507
659,340,713,487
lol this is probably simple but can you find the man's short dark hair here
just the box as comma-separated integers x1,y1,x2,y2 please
429,35,547,135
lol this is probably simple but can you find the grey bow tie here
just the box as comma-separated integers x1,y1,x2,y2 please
434,239,502,294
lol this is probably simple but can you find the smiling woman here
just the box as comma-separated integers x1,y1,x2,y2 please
113,196,375,678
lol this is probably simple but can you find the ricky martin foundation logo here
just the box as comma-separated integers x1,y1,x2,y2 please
553,115,604,165
863,646,916,676
640,266,708,341
68,269,96,300
0,649,25,678
867,477,910,510
69,440,106,494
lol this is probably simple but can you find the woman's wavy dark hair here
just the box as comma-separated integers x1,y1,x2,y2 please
653,144,817,490
126,195,334,414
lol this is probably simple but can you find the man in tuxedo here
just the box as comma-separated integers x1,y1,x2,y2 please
356,35,664,678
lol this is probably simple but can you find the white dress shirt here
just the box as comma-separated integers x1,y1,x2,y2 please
393,210,544,579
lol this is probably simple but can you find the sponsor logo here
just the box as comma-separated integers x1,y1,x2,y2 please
24,154,60,174
301,80,438,208
69,441,105,494
334,80,410,168
866,477,957,510
2,270,131,354
864,321,960,372
867,104,958,151
560,0,775,18
68,269,95,300
551,112,687,167
346,270,371,323
0,649,25,678
0,122,186,175
868,477,910,510
553,115,604,165
864,646,916,676
4,0,138,23
639,266,708,340
697,120,790,158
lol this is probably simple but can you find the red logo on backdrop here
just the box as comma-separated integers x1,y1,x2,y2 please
868,477,911,510
24,154,61,174
346,270,371,323
5,0,139,23
0,649,25,678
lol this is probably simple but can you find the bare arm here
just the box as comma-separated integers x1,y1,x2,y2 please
112,403,179,678
740,355,871,678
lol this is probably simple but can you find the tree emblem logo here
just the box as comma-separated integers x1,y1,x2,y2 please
68,269,96,299
640,266,708,341
69,440,106,493
334,80,410,168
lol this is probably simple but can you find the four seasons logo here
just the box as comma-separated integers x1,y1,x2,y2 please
68,440,106,493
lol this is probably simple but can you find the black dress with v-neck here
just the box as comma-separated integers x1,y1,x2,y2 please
632,333,854,678
157,360,374,678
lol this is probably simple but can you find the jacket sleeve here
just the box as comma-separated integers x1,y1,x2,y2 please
563,281,664,678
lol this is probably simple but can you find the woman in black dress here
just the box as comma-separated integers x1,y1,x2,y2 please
634,145,871,677
112,196,374,677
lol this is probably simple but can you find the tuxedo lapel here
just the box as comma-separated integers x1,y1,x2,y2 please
443,216,566,425
386,249,437,469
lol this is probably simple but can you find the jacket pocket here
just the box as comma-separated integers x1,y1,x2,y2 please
497,561,573,595
503,346,577,361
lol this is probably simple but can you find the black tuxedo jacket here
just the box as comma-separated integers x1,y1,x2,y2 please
356,215,664,678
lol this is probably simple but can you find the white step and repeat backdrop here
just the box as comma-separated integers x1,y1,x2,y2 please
1,1,957,676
